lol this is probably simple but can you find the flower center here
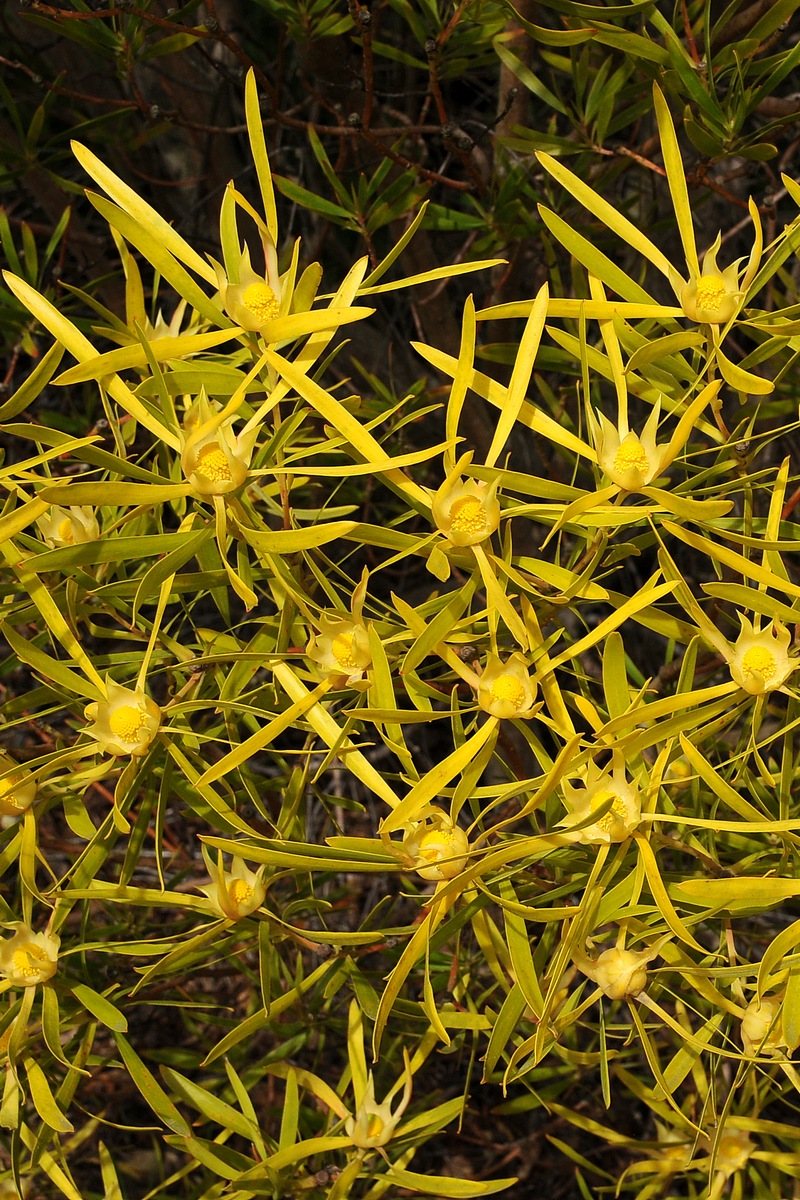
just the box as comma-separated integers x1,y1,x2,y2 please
490,674,526,709
613,439,649,477
694,275,727,314
242,282,280,323
229,879,254,908
366,1114,385,1140
57,517,75,544
449,495,487,537
418,830,455,862
0,775,23,810
716,1130,752,1174
195,442,233,484
12,945,49,979
591,788,626,833
332,632,358,670
741,645,776,681
109,704,148,744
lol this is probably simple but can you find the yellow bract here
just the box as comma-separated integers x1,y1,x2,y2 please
402,810,470,881
0,755,36,824
679,239,742,325
477,652,537,720
180,393,257,498
37,504,100,549
345,1069,412,1149
573,944,654,1000
431,453,500,548
728,616,796,695
307,617,372,685
200,852,266,921
84,678,161,757
219,260,283,333
0,925,60,987
560,754,640,844
591,404,666,493
741,994,786,1057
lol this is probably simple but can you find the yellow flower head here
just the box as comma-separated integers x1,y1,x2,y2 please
680,237,742,325
307,616,372,685
591,403,666,493
180,393,257,498
200,850,266,921
653,1124,694,1173
402,809,470,881
345,1068,412,1149
0,756,36,821
84,678,161,758
0,1177,28,1200
573,943,655,1000
37,505,99,550
477,652,537,720
0,924,59,987
560,753,640,844
216,244,283,334
664,755,693,789
741,993,786,1058
728,615,795,695
432,453,500,548
713,1128,753,1179
147,299,204,342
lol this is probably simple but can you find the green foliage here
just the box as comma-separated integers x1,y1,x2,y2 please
3,4,800,1199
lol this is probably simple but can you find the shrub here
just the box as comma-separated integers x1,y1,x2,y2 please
4,4,800,1199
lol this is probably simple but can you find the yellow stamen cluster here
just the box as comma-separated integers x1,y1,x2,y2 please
332,632,359,670
229,879,254,907
58,518,75,544
12,945,49,980
613,441,649,477
449,495,487,537
366,1115,385,1140
490,674,526,709
741,645,776,682
108,705,150,744
0,777,23,806
693,275,727,314
242,282,280,323
590,790,627,834
195,442,233,484
417,829,458,862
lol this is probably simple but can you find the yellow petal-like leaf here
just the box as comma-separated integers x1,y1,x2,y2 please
72,141,217,285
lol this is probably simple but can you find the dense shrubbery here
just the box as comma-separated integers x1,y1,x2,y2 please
3,3,800,1199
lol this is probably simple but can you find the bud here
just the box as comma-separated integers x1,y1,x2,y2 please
573,942,662,1000
403,811,470,881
